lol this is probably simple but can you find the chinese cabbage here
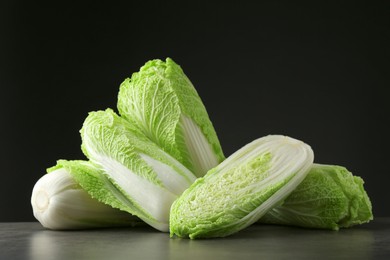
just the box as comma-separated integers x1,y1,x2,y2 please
80,108,197,232
170,135,314,238
259,163,373,230
117,58,224,177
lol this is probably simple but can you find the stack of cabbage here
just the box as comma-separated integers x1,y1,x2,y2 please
31,58,373,238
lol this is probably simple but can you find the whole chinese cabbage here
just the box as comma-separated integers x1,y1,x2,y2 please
259,163,373,230
31,161,143,230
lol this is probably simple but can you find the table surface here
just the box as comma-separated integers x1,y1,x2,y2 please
1,218,389,260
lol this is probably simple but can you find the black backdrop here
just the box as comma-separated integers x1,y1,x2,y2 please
1,1,389,221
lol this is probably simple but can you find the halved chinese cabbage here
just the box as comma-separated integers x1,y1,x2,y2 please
117,58,224,177
80,108,197,232
170,135,314,239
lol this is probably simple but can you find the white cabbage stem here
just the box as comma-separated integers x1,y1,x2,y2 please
31,168,141,230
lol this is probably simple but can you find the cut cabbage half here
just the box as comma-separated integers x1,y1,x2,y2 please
170,135,314,239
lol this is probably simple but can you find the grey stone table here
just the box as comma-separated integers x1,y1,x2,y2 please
1,218,389,260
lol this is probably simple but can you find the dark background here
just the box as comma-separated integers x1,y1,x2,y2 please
1,1,389,221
